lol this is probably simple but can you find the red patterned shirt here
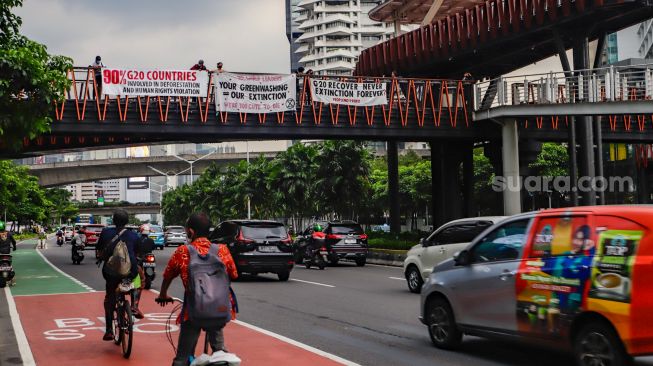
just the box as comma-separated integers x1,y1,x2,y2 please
163,237,238,320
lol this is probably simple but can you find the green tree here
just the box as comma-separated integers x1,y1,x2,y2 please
314,140,371,220
0,160,50,227
46,187,78,225
529,142,569,177
0,0,72,149
269,143,318,229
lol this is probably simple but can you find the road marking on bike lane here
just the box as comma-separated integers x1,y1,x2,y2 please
14,290,356,366
8,243,90,296
35,248,96,292
388,276,404,281
290,278,336,288
4,287,36,366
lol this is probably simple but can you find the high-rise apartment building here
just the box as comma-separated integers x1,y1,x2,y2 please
66,179,125,203
292,0,399,75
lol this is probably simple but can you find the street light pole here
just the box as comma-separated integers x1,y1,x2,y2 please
173,148,219,184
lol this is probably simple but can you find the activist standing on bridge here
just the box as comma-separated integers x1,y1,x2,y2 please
90,55,104,98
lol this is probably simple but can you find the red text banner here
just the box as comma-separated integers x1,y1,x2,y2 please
102,69,209,97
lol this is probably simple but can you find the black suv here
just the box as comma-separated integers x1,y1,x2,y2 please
209,220,294,281
295,221,368,266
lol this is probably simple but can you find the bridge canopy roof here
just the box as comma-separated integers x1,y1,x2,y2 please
369,0,484,24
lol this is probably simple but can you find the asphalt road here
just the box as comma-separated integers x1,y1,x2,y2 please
41,239,653,366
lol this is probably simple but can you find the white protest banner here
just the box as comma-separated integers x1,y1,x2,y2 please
309,79,387,106
101,69,209,97
215,72,296,113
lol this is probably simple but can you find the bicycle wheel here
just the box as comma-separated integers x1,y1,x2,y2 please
113,308,122,345
121,303,134,359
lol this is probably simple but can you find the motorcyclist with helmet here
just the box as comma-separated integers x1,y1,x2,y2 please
0,222,16,254
132,224,155,319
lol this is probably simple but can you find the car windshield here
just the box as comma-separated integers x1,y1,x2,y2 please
241,224,287,240
330,224,364,235
167,227,185,233
150,226,163,233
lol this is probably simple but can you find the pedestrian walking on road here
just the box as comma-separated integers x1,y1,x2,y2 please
38,226,46,249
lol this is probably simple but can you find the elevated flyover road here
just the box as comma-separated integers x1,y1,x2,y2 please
27,152,278,187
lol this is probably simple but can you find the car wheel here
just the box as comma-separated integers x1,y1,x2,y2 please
277,271,290,281
355,257,366,267
574,321,632,366
405,266,423,293
426,298,462,349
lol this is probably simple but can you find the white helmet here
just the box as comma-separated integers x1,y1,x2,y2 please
139,224,151,235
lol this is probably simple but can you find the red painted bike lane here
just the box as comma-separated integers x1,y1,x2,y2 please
13,290,353,365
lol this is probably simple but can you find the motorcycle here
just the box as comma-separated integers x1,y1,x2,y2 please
142,253,156,290
303,245,328,270
56,235,64,246
0,254,15,288
71,236,85,265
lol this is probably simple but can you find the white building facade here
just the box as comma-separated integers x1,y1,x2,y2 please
293,0,398,75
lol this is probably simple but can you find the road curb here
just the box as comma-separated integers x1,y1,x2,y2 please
366,249,407,267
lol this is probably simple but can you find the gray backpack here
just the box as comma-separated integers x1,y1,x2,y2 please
104,229,131,279
186,244,231,329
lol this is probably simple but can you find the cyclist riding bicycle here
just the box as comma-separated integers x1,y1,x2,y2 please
132,224,155,319
96,209,139,341
156,212,238,366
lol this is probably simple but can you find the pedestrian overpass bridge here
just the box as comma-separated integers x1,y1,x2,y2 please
8,0,653,229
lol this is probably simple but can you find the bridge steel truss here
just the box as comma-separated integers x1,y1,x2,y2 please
355,0,653,79
11,68,481,156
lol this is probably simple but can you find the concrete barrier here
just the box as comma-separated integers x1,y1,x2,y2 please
366,249,407,267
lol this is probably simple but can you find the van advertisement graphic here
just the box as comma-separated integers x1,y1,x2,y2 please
589,230,642,303
516,216,594,336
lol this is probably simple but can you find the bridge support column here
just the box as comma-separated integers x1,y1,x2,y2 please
462,143,475,217
387,141,401,234
502,120,521,216
637,166,650,204
574,37,596,206
431,142,466,228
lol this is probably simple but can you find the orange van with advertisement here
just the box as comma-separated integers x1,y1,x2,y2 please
420,206,653,366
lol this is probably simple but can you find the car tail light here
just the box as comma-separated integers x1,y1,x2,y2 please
320,246,327,251
238,260,249,266
145,254,155,263
359,234,368,240
288,260,294,265
327,234,343,240
312,232,326,239
236,231,254,244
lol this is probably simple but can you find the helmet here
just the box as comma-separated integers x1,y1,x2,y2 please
0,221,5,231
139,224,151,235
198,59,204,65
313,223,323,232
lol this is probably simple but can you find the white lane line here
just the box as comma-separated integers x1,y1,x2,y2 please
150,290,359,365
234,320,361,366
366,263,403,269
4,287,36,366
290,278,335,288
35,248,96,292
388,276,404,281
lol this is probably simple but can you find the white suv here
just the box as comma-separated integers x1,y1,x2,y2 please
403,217,505,293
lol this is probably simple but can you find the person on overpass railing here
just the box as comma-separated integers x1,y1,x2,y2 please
190,59,207,71
90,55,104,99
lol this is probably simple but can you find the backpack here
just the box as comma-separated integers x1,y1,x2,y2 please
186,244,231,329
104,229,132,279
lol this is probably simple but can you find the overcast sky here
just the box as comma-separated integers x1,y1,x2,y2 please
16,0,290,73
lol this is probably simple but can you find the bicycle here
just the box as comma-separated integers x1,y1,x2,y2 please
156,297,239,366
113,276,140,359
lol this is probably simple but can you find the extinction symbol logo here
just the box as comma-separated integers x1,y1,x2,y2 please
285,98,295,109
